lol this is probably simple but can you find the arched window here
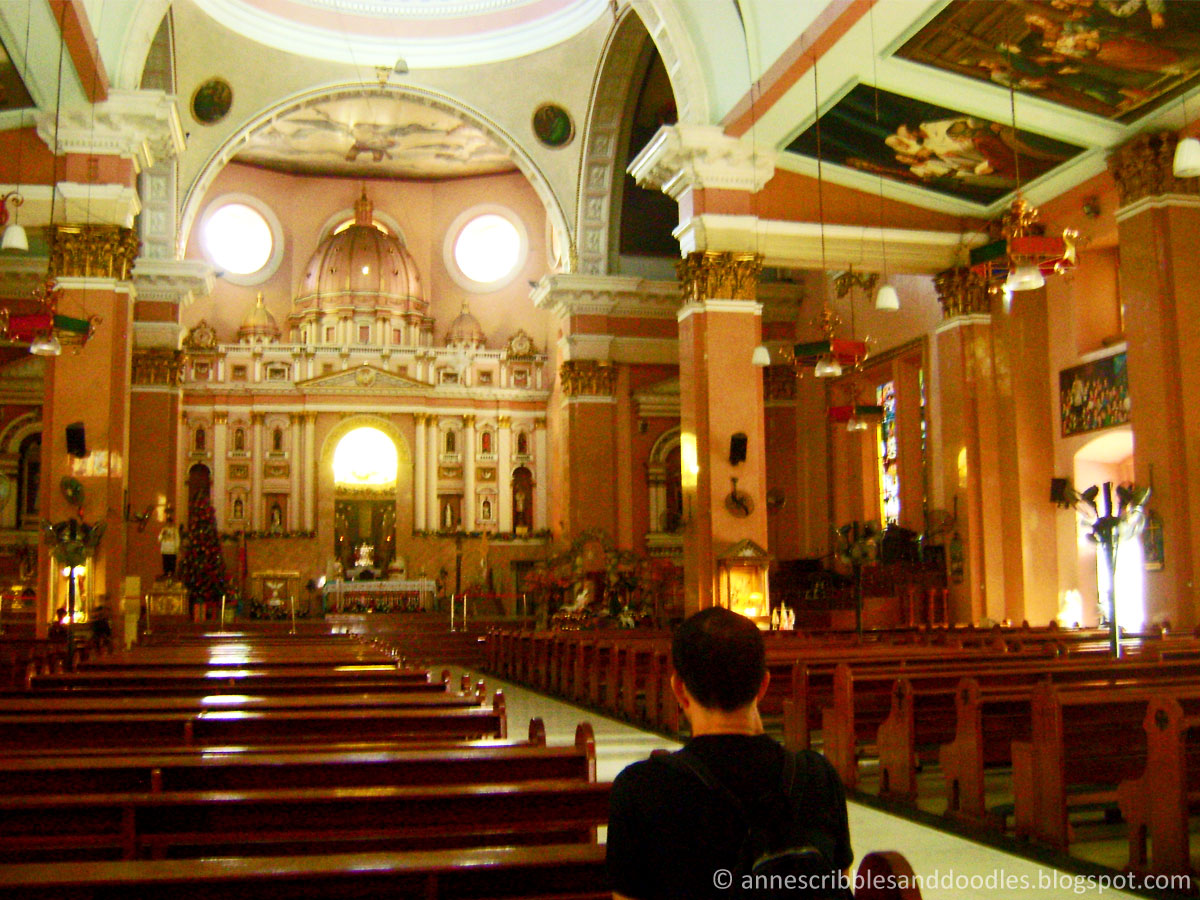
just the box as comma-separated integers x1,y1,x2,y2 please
332,427,398,488
512,466,533,532
17,434,40,528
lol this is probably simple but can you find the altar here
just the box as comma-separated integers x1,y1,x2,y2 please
322,578,436,613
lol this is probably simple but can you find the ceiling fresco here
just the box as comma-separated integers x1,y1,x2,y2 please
896,0,1200,122
0,36,33,114
785,84,1085,206
234,94,516,179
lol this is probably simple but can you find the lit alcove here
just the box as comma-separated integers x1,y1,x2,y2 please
1072,427,1143,630
332,427,398,488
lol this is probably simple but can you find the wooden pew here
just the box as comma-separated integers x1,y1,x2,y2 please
0,844,612,899
29,665,433,692
0,845,927,899
0,721,596,796
1117,694,1199,879
0,779,610,862
0,692,508,751
1012,681,1200,851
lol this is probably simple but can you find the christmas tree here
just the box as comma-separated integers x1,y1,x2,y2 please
180,491,227,608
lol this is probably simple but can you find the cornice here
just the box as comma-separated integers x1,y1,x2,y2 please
628,124,776,200
132,258,216,304
532,273,681,320
37,90,186,171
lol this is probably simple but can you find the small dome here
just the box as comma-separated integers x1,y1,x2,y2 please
237,292,280,344
445,299,487,348
293,189,425,316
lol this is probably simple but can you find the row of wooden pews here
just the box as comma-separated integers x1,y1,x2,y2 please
0,629,613,899
0,625,931,899
486,622,1200,889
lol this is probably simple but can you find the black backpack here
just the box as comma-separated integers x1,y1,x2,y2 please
662,748,853,899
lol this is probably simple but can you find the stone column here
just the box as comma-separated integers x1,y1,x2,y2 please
559,360,620,538
414,414,427,531
497,416,513,532
212,411,228,526
288,413,302,530
250,412,265,530
1109,132,1200,629
675,251,767,614
303,413,317,531
425,419,439,531
463,415,476,531
534,417,548,531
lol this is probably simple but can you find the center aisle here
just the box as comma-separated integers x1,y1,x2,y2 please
457,668,1141,900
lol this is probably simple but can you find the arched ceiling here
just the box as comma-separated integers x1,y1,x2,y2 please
191,0,610,67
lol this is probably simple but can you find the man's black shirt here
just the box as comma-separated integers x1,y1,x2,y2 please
607,734,853,899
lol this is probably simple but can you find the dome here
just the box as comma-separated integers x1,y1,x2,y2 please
445,299,486,348
237,292,281,344
293,190,424,316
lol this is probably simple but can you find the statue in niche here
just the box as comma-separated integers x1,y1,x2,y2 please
234,429,245,451
481,432,492,454
269,503,283,531
272,428,283,452
233,497,244,520
517,432,529,456
481,499,492,520
195,428,206,451
445,430,456,454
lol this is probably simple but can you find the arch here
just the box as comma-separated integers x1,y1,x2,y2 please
319,414,412,491
0,412,42,455
647,427,683,534
1072,427,1140,630
187,463,212,509
179,83,571,272
97,1,172,91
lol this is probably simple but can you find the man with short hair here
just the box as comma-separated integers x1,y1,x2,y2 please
607,607,853,899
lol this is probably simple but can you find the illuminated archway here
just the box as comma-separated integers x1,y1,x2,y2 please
332,427,399,489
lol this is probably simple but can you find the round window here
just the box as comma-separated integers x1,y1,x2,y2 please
445,207,527,292
199,195,284,285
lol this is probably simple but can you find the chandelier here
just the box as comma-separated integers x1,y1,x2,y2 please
968,196,1076,293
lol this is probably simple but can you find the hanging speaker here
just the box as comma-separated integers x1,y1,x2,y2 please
729,432,748,465
1049,477,1069,506
66,422,87,458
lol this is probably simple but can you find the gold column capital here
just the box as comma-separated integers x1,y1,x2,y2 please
677,251,763,305
533,417,547,430
559,359,617,397
251,412,266,425
933,267,991,320
131,349,183,386
1108,132,1200,207
414,412,429,426
49,224,141,281
463,414,476,428
497,415,512,429
214,410,229,425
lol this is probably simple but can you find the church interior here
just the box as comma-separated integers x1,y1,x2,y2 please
0,0,1199,896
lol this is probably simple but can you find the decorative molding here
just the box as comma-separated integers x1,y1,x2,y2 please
264,463,289,479
132,258,215,304
36,89,186,171
503,329,538,359
676,214,985,273
628,124,774,200
933,267,992,320
677,251,762,304
131,349,184,387
48,225,140,281
229,464,250,480
182,320,220,353
477,467,496,482
531,273,682,320
633,378,679,418
1108,132,1200,208
559,359,617,398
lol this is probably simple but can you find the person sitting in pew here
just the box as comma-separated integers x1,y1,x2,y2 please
47,608,68,642
607,607,853,899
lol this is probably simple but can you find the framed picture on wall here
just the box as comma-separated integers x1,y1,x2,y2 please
1059,352,1130,437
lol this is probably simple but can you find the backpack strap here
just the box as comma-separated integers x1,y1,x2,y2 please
659,748,748,817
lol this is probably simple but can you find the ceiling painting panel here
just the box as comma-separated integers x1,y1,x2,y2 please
895,0,1200,122
785,84,1085,206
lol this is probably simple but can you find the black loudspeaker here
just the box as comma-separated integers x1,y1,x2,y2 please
729,432,748,465
66,422,87,458
1050,477,1069,506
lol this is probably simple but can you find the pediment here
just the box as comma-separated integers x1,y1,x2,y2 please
296,364,427,393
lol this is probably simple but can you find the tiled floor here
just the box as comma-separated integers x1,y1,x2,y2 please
464,668,1147,899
